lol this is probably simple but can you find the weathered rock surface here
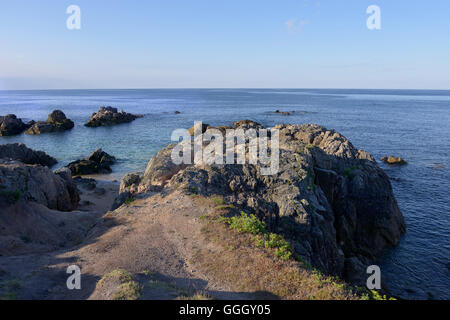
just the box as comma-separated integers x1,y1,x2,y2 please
381,156,407,165
124,121,406,285
0,114,32,136
187,123,210,136
84,107,143,127
0,160,79,211
25,110,74,135
66,149,116,176
0,143,57,167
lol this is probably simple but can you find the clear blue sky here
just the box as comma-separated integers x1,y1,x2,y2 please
1,0,449,90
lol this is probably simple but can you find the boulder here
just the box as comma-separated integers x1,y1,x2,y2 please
0,159,79,211
84,107,143,127
25,110,74,135
139,121,406,285
0,143,57,167
143,144,188,185
232,120,263,130
381,156,407,165
188,123,210,136
0,114,31,136
66,149,116,176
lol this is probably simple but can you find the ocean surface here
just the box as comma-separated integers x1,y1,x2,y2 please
0,88,449,299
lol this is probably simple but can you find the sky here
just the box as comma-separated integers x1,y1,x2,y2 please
1,0,449,90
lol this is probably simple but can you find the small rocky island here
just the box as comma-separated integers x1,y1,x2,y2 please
381,156,407,165
25,110,74,135
66,149,116,176
84,107,143,127
0,114,33,136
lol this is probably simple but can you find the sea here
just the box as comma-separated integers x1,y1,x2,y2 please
0,88,449,299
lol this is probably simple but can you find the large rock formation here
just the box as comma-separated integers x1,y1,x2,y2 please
84,107,143,127
0,160,79,211
0,114,32,136
66,149,116,176
0,143,57,167
25,110,74,135
119,121,406,285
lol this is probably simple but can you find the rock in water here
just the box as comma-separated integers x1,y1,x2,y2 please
128,121,406,285
0,143,57,167
84,106,143,127
0,114,32,136
0,160,79,211
66,149,116,176
25,110,74,135
381,156,407,165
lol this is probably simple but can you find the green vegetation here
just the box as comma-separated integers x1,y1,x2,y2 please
111,282,142,300
176,292,212,300
306,169,317,192
98,269,133,286
228,212,267,235
186,186,198,194
193,196,394,300
0,279,22,300
20,235,32,244
253,233,292,260
124,197,135,205
0,188,21,203
360,289,396,301
343,166,358,179
97,269,142,300
210,196,226,205
221,212,294,261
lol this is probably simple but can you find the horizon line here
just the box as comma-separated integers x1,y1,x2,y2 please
1,87,450,92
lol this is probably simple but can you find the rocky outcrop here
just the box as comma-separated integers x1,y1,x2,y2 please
66,149,116,176
25,110,74,135
0,114,32,136
124,121,406,285
381,156,407,165
188,123,210,136
84,107,143,127
0,160,79,211
0,143,57,167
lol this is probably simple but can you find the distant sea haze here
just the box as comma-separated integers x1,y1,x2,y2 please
1,88,449,299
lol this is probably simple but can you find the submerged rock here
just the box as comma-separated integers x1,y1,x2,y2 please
0,143,57,167
127,121,406,285
0,160,79,211
84,107,143,127
0,114,32,136
381,156,407,165
66,149,116,176
274,110,292,115
25,110,74,135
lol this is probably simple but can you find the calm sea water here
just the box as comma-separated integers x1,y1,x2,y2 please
0,89,449,299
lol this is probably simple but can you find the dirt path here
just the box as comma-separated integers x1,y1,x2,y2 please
0,189,257,300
